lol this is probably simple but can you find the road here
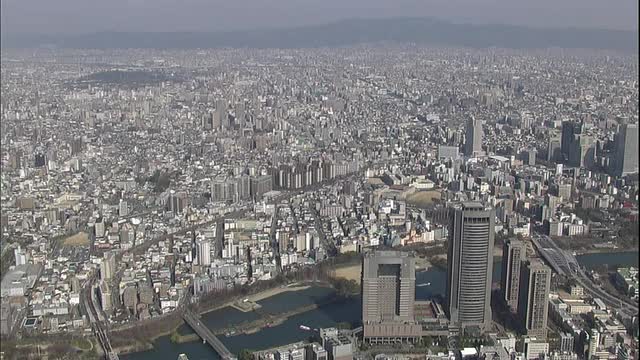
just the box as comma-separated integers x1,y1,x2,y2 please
181,309,236,360
81,275,119,360
311,206,337,257
82,170,369,357
270,204,282,273
531,232,638,317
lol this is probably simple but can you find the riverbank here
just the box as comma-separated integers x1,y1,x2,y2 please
201,283,313,316
1,335,100,359
574,248,639,255
333,264,361,282
332,255,437,284
112,281,326,355
214,296,349,337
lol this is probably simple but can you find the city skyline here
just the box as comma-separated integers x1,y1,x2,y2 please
0,39,637,360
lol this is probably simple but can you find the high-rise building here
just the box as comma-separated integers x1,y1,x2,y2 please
196,238,211,267
238,175,251,200
216,99,228,129
613,123,638,177
547,134,562,162
98,280,112,313
446,202,495,334
14,246,28,266
119,199,129,217
568,134,595,168
518,259,552,339
560,332,575,353
169,191,188,214
250,175,273,199
95,217,105,238
561,121,580,162
235,102,246,127
501,239,525,312
361,250,420,344
70,136,83,155
464,117,483,157
100,251,116,281
588,329,600,359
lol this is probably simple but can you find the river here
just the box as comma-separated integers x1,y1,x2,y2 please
122,250,638,360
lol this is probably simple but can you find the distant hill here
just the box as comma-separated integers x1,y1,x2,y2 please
2,17,637,52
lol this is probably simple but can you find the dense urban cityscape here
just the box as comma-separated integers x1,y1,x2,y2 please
0,43,638,360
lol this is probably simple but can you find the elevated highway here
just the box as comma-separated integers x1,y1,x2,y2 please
531,233,638,318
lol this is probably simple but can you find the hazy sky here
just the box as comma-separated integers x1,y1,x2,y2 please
1,0,638,34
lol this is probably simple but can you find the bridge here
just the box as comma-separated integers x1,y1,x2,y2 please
182,309,236,360
531,233,638,318
531,233,579,276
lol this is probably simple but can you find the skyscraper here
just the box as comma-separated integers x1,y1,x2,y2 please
216,99,228,129
547,134,562,161
235,102,246,127
464,117,483,157
196,238,211,267
613,123,639,177
568,134,595,168
361,250,420,344
446,202,495,334
517,259,551,339
501,239,525,312
561,121,580,162
169,191,188,214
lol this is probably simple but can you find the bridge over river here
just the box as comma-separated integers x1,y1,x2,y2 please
181,309,237,360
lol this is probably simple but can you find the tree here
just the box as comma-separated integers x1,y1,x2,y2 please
239,349,254,360
423,336,433,346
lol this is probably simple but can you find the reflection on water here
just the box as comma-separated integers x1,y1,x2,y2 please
123,251,638,360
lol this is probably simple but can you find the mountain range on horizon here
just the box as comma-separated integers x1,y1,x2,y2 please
2,17,637,52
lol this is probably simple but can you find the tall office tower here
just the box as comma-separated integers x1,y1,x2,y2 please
569,134,595,168
235,102,246,127
362,250,419,344
501,239,525,312
446,202,495,334
464,117,483,157
238,175,251,200
517,259,552,339
547,134,562,162
561,121,579,162
613,123,639,177
216,99,228,129
169,191,188,214
196,238,211,267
